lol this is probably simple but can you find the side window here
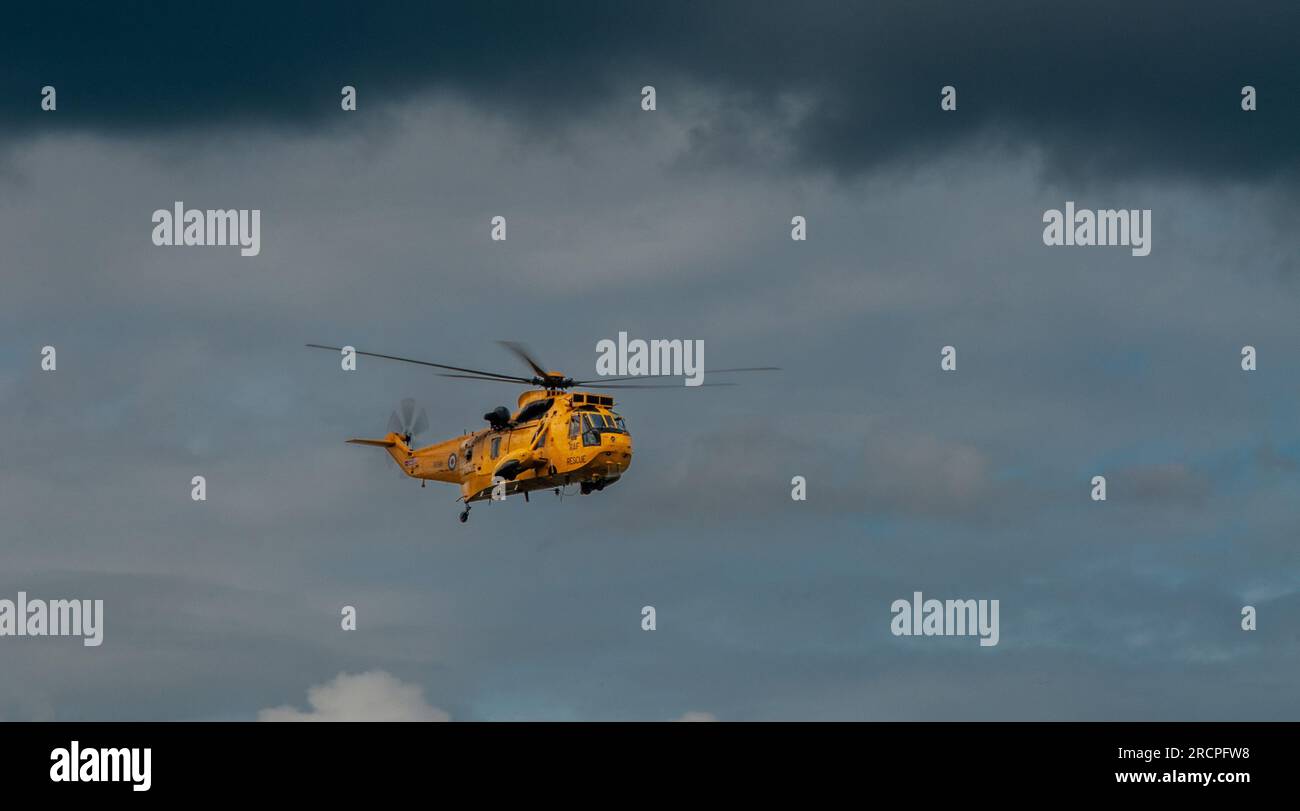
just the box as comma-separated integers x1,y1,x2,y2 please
533,426,546,449
569,415,580,439
490,436,501,459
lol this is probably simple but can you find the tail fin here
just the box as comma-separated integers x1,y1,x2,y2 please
347,432,415,475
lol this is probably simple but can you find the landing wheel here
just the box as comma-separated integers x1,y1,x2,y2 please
459,509,470,523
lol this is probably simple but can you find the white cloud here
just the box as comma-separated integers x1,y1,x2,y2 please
258,670,449,722
674,711,718,722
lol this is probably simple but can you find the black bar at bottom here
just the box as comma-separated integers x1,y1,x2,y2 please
0,721,1286,798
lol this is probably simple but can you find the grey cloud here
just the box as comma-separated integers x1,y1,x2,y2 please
1253,443,1298,473
1112,463,1212,507
861,423,1000,520
2,88,1299,721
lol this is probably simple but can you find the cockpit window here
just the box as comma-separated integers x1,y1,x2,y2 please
581,414,601,447
577,411,626,443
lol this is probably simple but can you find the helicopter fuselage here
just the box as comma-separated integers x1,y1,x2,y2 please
370,389,633,503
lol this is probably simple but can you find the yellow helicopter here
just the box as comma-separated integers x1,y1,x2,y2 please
308,341,776,522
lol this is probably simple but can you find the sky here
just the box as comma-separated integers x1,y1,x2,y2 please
1,2,1298,720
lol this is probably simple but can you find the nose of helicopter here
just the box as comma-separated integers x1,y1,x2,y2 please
600,429,633,475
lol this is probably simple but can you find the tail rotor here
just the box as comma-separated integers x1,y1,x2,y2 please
388,397,429,444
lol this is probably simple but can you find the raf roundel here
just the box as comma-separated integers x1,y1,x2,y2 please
447,453,457,470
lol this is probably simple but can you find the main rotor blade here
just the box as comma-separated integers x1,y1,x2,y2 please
498,341,549,378
438,373,533,384
592,382,738,389
572,367,779,385
306,344,532,382
700,367,781,374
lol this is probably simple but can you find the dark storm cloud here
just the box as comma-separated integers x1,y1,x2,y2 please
4,1,1299,182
